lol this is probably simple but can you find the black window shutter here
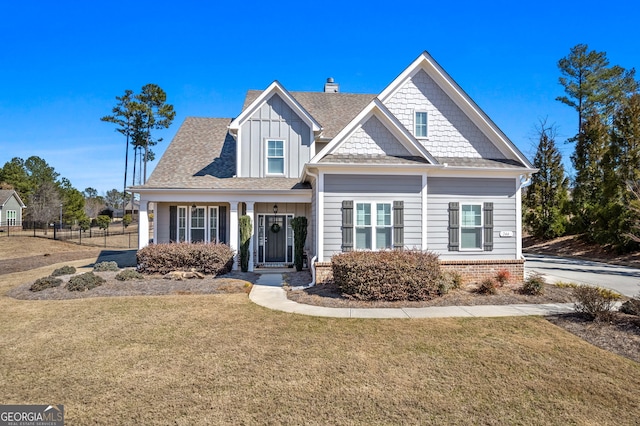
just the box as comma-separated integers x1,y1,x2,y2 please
169,206,177,242
483,202,493,251
393,201,404,249
218,206,227,244
341,200,353,252
448,202,459,251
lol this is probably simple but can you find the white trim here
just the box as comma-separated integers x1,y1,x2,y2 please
265,138,286,176
229,201,239,270
459,203,483,251
317,171,325,262
245,202,255,271
138,199,150,249
354,201,393,251
5,210,16,226
256,213,294,264
414,110,428,138
228,81,322,134
421,174,428,250
515,176,523,259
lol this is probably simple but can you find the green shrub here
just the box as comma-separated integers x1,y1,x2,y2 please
291,216,308,272
96,215,111,230
573,285,621,321
521,273,545,295
30,276,63,292
115,269,145,281
331,250,441,301
67,272,105,291
476,277,498,295
239,215,252,273
123,214,132,228
436,271,463,295
619,297,640,316
51,265,76,277
136,242,235,275
93,261,120,272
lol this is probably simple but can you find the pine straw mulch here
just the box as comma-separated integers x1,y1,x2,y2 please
6,269,258,300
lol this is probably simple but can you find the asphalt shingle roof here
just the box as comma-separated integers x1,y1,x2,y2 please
141,118,309,191
242,90,376,139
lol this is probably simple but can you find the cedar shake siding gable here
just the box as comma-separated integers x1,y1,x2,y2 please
384,69,505,159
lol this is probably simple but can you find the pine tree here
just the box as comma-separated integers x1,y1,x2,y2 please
524,122,569,239
571,115,609,235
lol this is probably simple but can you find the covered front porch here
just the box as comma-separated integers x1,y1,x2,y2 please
137,190,312,272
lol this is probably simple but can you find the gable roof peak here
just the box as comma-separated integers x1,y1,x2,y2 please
228,81,321,135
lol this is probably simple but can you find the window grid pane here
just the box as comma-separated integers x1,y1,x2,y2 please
415,112,427,137
376,203,391,226
356,204,371,226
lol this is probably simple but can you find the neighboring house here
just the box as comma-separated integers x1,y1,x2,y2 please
0,190,26,229
134,52,536,282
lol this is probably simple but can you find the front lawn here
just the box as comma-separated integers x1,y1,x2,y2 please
1,263,639,424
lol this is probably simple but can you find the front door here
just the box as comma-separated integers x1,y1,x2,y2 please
265,215,286,262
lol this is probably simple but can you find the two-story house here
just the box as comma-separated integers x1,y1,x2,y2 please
133,52,536,283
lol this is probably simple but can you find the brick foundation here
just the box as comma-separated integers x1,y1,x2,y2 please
439,259,525,284
314,259,525,285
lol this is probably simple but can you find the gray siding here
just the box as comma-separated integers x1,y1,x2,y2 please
323,174,423,260
240,94,311,178
1,195,23,223
427,177,517,260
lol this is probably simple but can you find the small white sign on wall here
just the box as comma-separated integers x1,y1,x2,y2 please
499,231,514,238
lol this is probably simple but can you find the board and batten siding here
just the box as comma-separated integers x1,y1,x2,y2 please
323,174,423,260
240,94,311,178
1,195,22,223
427,177,517,260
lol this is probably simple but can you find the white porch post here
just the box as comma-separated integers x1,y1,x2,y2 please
246,201,255,272
229,201,239,270
138,199,150,249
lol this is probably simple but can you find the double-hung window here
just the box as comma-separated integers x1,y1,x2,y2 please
266,139,285,175
190,207,206,242
209,207,218,243
355,202,393,250
6,210,16,226
460,204,482,249
415,111,428,138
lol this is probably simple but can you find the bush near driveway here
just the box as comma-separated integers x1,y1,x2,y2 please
573,285,621,321
137,242,235,275
30,276,63,292
332,250,442,301
67,272,106,291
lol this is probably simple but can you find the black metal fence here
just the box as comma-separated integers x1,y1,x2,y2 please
0,220,140,249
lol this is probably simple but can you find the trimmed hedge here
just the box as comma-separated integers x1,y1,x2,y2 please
137,242,235,275
331,250,442,301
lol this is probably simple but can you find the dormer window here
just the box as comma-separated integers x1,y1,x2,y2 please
266,139,285,175
415,111,428,138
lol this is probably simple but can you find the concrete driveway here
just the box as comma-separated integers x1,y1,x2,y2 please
525,253,640,297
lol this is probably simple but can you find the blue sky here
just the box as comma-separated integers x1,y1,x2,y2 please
2,0,639,194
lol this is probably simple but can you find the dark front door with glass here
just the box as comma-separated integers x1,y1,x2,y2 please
265,215,286,262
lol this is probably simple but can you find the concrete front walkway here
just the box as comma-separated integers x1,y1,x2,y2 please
250,273,575,319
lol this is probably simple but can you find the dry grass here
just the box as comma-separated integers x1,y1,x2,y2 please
1,264,640,424
0,236,101,260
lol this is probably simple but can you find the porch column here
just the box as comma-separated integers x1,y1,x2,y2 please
229,201,239,270
246,201,255,272
138,199,150,249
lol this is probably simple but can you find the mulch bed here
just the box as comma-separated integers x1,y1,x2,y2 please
285,272,575,309
7,270,258,300
547,313,640,363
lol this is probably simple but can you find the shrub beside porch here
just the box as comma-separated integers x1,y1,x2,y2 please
314,258,525,285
